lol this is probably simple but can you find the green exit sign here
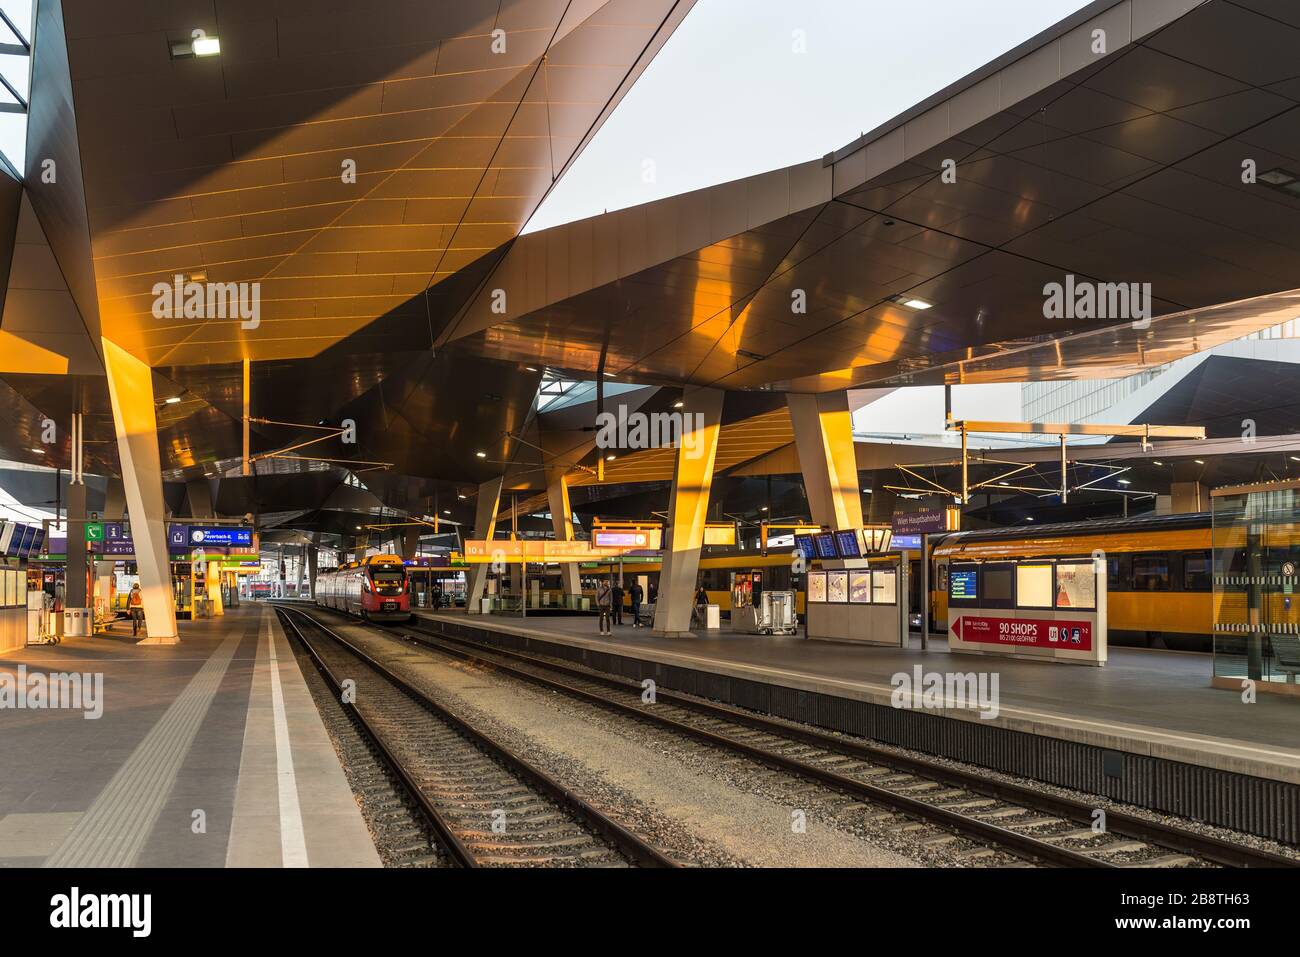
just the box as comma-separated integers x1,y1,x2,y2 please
85,523,105,542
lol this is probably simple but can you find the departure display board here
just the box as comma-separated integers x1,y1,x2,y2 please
793,533,817,561
834,530,862,559
813,533,838,560
949,568,978,600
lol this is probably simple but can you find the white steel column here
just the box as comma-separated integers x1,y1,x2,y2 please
465,476,503,614
652,388,723,637
102,338,178,642
546,473,581,602
787,391,865,531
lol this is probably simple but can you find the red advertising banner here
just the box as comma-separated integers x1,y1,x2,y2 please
951,614,1092,652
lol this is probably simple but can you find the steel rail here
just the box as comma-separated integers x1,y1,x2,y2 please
280,607,677,868
406,621,1299,869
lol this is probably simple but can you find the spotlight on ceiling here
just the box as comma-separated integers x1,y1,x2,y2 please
891,294,933,310
165,396,182,404
475,451,487,459
171,32,221,59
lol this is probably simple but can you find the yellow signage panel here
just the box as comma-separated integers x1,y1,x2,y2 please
462,540,645,564
703,524,736,546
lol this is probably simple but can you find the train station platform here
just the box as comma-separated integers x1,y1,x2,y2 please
416,609,1300,844
0,604,379,868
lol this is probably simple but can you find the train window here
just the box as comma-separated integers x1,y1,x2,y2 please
1131,555,1170,591
1106,556,1131,591
1183,551,1212,591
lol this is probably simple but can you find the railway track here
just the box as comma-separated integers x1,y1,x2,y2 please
385,618,1297,869
276,608,677,868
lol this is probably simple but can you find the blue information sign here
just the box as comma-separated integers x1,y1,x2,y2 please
187,526,253,547
949,568,978,600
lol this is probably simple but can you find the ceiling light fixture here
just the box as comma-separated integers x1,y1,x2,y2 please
892,294,933,310
673,401,684,409
30,447,42,454
1152,460,1163,465
171,32,220,59
475,451,487,458
1194,459,1205,465
1118,478,1131,485
606,454,616,461
457,493,467,499
165,396,182,404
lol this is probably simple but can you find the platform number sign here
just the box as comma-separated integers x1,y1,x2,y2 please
85,522,105,543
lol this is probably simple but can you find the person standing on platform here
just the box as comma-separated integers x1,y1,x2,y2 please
596,579,613,635
610,581,624,627
128,583,145,637
692,583,709,628
629,581,644,627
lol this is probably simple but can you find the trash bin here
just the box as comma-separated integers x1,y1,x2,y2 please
64,607,93,637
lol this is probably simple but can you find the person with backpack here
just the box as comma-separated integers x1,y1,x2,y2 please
128,583,145,637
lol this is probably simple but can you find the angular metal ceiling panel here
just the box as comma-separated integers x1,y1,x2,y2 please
54,0,696,367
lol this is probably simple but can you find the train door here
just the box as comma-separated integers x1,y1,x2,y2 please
908,559,922,630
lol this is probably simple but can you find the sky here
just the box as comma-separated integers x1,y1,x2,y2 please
528,0,1091,430
527,0,1096,231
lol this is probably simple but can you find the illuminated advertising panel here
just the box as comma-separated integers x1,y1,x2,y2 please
807,571,827,603
849,571,872,603
1016,564,1054,609
1055,563,1097,610
827,570,848,603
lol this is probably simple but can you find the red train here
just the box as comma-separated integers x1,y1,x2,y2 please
316,555,412,622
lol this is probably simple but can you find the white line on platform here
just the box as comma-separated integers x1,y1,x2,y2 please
266,610,309,867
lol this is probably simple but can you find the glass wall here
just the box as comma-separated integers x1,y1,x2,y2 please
1211,482,1300,690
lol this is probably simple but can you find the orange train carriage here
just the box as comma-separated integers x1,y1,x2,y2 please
316,554,413,622
924,512,1273,653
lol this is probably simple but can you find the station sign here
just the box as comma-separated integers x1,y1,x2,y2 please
892,508,953,535
951,614,1093,652
84,523,105,542
187,526,253,547
592,529,661,549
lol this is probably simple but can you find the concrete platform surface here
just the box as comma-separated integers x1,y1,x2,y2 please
418,610,1300,786
0,604,379,868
